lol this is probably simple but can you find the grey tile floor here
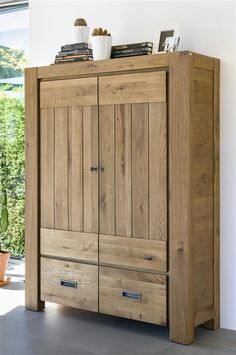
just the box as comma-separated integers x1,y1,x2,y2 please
0,260,235,355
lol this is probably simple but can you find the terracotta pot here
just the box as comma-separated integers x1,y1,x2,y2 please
0,251,10,282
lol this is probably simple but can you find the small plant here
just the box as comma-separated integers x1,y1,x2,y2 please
0,191,9,252
74,18,87,26
92,28,111,36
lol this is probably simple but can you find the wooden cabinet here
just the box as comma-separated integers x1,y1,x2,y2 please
25,51,220,344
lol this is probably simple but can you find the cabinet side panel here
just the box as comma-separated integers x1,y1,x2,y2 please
169,53,194,344
191,67,214,315
25,68,44,310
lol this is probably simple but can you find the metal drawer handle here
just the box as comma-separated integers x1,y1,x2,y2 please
60,280,77,289
122,291,142,301
144,256,153,261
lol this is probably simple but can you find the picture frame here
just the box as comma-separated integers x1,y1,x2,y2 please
155,23,180,53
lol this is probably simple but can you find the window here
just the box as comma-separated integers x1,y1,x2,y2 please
0,3,28,257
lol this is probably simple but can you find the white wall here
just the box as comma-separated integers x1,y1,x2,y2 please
29,0,236,330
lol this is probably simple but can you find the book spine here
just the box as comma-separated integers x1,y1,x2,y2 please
112,42,153,51
111,47,152,55
55,56,91,63
111,51,152,58
61,42,88,51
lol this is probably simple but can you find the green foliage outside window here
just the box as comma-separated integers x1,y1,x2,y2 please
0,45,26,257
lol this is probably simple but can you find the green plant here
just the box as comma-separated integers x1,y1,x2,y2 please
74,18,87,26
0,191,9,252
92,27,111,36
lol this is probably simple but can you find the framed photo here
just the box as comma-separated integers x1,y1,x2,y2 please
156,23,180,53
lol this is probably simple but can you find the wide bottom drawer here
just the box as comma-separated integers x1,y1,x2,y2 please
99,266,166,325
41,257,98,312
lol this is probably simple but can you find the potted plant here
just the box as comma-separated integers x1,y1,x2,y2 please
91,27,112,60
73,18,90,44
0,191,9,285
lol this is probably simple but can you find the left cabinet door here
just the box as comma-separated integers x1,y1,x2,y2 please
40,77,99,254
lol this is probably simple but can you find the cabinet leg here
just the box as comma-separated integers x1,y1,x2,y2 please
203,317,220,330
169,325,194,345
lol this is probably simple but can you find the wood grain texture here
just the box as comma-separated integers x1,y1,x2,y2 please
168,52,194,344
100,71,166,105
38,52,174,79
68,106,83,231
149,102,167,240
40,77,97,108
194,306,214,327
132,103,149,238
40,108,55,229
204,58,220,330
115,104,132,237
83,106,99,233
40,228,98,262
25,68,44,311
55,107,69,230
99,234,166,272
191,66,214,317
41,257,98,312
99,266,166,325
99,105,115,235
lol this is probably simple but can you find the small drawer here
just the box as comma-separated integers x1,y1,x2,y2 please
41,228,98,262
99,235,166,272
41,257,98,312
99,266,166,325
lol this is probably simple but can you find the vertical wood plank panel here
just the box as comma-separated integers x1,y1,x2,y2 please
68,106,83,231
40,108,54,229
132,103,149,238
99,105,115,235
55,107,69,230
169,53,194,344
204,58,220,330
149,102,167,240
83,106,98,233
115,104,132,237
25,68,45,311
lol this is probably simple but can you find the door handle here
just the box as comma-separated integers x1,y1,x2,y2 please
90,166,98,172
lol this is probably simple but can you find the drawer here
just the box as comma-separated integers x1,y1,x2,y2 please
40,77,97,108
99,71,166,105
99,235,166,272
99,266,166,325
41,257,98,311
41,228,98,262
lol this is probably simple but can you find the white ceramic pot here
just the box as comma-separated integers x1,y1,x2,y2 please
91,36,112,61
73,26,90,43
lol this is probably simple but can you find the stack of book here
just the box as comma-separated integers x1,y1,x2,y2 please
54,42,93,64
111,42,153,58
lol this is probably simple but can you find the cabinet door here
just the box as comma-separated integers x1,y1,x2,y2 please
99,72,167,240
40,77,98,235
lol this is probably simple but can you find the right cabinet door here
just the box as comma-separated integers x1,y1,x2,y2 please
99,71,167,241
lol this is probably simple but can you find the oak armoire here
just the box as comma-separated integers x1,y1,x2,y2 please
25,51,220,345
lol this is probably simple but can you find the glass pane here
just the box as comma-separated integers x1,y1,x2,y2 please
0,8,28,257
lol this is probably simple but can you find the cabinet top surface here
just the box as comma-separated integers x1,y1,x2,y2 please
29,51,219,80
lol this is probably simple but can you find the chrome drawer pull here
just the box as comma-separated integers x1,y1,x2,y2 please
144,256,153,261
122,291,142,301
60,280,77,288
